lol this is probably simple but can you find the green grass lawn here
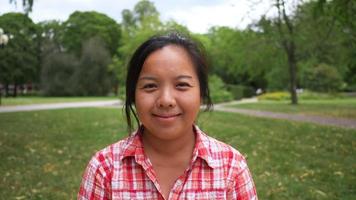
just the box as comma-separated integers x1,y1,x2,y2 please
0,96,119,106
0,108,355,199
228,98,356,119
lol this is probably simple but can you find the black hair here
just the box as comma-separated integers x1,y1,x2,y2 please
124,32,213,132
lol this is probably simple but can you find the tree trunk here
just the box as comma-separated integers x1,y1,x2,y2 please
276,0,298,105
5,84,9,97
13,83,17,97
287,42,298,104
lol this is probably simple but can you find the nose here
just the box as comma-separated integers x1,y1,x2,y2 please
156,87,176,108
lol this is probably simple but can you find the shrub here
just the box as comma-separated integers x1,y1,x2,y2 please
41,52,78,96
258,90,346,101
209,75,233,103
227,84,255,100
298,90,345,100
258,91,290,101
301,63,343,92
40,37,113,96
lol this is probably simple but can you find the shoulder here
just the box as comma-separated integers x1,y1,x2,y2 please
86,135,134,174
205,134,246,164
78,136,137,199
196,128,248,174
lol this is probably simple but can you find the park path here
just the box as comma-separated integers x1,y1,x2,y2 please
214,99,356,129
0,100,121,113
0,98,355,129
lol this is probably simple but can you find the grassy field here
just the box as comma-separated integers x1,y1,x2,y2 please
228,98,356,119
0,108,355,199
0,96,119,106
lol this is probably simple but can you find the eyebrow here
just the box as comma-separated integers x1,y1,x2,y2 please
176,75,193,80
138,75,193,81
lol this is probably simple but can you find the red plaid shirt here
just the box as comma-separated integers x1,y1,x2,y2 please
78,126,257,200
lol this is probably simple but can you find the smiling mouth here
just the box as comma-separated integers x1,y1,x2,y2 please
152,113,181,118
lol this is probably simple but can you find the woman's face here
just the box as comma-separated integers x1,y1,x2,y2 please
135,45,201,141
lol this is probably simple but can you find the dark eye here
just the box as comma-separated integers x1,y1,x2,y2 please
140,83,157,92
143,83,157,89
176,82,192,90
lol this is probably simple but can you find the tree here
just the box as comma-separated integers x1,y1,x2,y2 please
41,52,78,96
113,0,163,95
0,12,39,96
301,63,343,92
73,37,112,96
62,11,121,57
38,20,63,58
207,26,271,90
274,0,299,104
41,37,113,96
313,0,356,91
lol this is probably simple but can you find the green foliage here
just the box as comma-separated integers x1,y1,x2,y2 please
258,90,348,102
227,84,244,100
0,13,40,94
209,75,233,103
258,92,290,101
226,84,255,100
207,27,246,84
38,20,63,57
75,37,112,96
297,90,347,100
301,63,343,92
62,11,121,56
41,37,113,96
2,0,356,99
114,0,193,88
41,52,78,96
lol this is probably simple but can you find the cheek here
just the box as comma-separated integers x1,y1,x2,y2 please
135,91,156,117
134,91,146,116
180,90,201,111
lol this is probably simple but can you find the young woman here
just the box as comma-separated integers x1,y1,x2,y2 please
78,33,257,200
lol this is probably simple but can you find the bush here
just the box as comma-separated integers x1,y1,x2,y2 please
298,90,345,100
227,84,244,100
258,91,290,101
258,90,346,101
227,84,255,100
41,52,78,96
301,63,343,92
40,37,114,96
209,75,233,103
73,37,112,96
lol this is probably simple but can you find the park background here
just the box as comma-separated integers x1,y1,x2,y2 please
0,0,355,199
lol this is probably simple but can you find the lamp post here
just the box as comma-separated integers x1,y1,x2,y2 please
0,28,9,105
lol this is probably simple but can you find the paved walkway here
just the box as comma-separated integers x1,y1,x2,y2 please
214,100,356,129
1,99,355,129
0,100,121,113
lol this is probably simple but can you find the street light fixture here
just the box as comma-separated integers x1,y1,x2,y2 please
0,27,10,105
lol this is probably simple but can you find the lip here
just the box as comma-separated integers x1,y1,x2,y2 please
152,113,182,123
152,113,181,118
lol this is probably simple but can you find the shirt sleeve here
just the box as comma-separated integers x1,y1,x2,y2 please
78,153,112,200
227,157,258,200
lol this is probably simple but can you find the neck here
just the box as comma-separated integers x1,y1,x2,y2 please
141,127,196,158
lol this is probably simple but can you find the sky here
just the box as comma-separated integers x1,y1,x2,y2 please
0,0,278,33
